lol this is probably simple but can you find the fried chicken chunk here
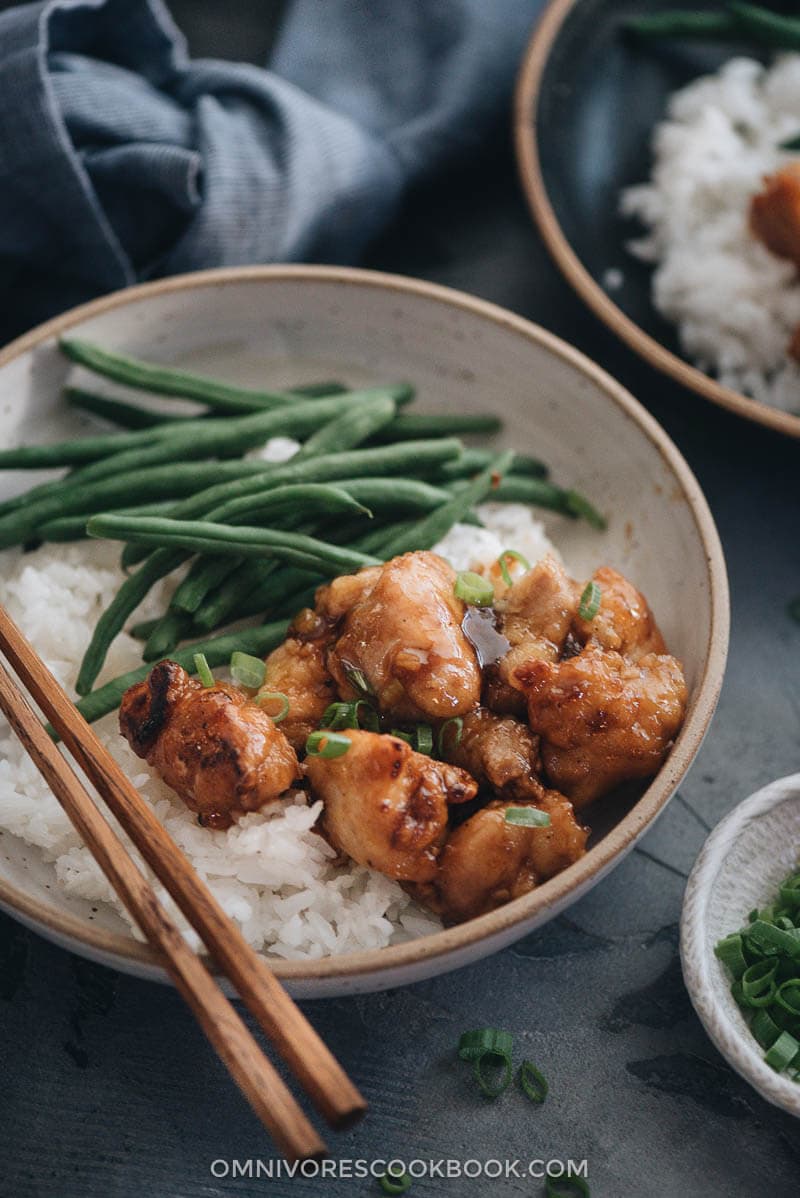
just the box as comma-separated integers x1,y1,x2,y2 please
572,566,666,660
442,707,543,801
260,632,336,752
750,163,800,269
484,555,578,715
317,551,481,721
515,644,687,808
431,794,588,923
305,729,477,882
120,661,299,828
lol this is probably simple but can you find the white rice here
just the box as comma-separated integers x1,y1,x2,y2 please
0,462,558,959
621,54,800,410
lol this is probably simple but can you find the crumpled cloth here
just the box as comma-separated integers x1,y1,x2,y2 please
0,0,540,341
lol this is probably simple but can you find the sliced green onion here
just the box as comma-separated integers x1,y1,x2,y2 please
379,1165,411,1195
545,1177,590,1198
193,652,215,688
775,979,800,1017
320,701,359,731
355,700,380,733
436,717,463,757
752,1007,782,1049
504,807,552,828
747,920,800,960
498,548,530,587
255,691,290,723
454,570,494,606
565,488,607,530
414,724,433,755
714,933,749,980
578,580,602,622
780,874,800,909
305,731,351,759
344,665,373,697
390,729,414,746
472,1050,513,1099
458,1028,514,1062
765,1030,800,1071
518,1059,549,1103
230,650,266,690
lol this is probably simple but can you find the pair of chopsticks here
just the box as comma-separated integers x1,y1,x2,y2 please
0,605,365,1162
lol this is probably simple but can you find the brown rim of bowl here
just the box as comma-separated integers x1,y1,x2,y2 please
0,264,729,983
514,0,800,441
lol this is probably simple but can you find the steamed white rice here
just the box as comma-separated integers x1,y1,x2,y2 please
621,54,800,410
0,452,558,959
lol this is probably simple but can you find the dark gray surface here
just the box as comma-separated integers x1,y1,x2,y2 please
2,7,800,1198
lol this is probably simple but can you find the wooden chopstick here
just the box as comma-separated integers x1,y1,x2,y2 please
0,606,366,1134
0,653,325,1162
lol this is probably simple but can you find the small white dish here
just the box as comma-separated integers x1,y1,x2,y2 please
681,773,800,1117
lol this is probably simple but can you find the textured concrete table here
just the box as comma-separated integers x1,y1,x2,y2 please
2,11,800,1198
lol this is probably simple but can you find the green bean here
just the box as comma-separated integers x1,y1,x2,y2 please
60,337,414,413
66,392,395,487
480,475,606,526
86,514,381,573
167,484,368,613
37,500,177,543
624,3,800,49
71,620,290,727
130,617,161,641
372,412,501,441
0,425,167,469
290,394,396,461
142,610,195,661
0,459,286,549
381,451,514,558
66,379,350,431
437,447,548,480
193,560,282,631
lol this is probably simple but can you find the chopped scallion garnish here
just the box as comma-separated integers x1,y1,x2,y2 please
454,570,494,606
765,1030,800,1072
305,730,351,759
498,548,531,587
518,1059,549,1104
230,650,266,690
344,665,373,698
458,1028,514,1061
578,580,602,622
414,724,433,755
390,729,414,746
255,690,290,723
504,807,552,828
193,652,214,688
436,716,463,757
379,1165,412,1195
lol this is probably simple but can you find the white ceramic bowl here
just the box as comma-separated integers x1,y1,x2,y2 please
681,774,800,1117
0,266,729,997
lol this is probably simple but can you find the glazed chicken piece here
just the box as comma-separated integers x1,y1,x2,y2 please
484,555,579,716
442,707,543,802
515,644,687,808
305,729,477,882
260,626,337,752
316,551,482,722
430,793,588,923
750,163,800,269
572,565,666,661
120,661,299,828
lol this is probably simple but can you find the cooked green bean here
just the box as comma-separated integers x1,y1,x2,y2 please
482,475,607,527
290,394,396,461
71,620,290,727
66,379,350,431
60,337,414,413
37,500,177,543
381,451,514,557
373,412,501,441
0,424,166,469
0,459,287,549
142,610,195,661
67,392,396,487
624,2,800,49
86,514,381,573
437,447,548,480
129,616,161,641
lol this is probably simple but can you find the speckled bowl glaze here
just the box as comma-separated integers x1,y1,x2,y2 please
681,774,800,1117
0,266,729,998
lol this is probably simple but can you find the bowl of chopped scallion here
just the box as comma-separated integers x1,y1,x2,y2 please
681,773,800,1116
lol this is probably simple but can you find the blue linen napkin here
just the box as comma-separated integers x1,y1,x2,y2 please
0,0,539,342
